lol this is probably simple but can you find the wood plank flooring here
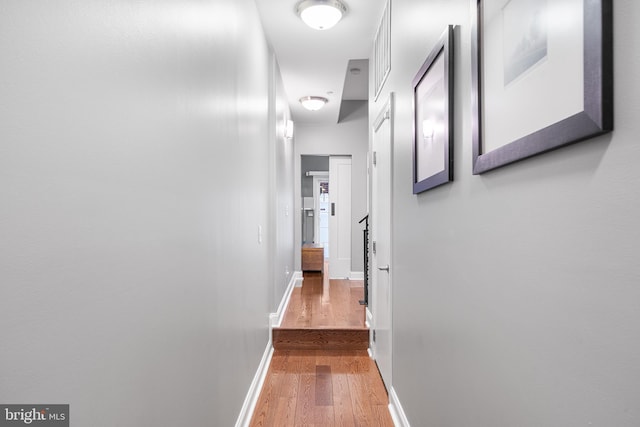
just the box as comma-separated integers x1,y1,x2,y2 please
280,272,366,329
249,350,394,427
250,265,393,426
273,328,369,350
274,265,368,350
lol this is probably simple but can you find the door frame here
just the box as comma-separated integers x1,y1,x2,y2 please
370,92,394,390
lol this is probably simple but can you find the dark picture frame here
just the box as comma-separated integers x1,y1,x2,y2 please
412,25,454,194
471,0,613,174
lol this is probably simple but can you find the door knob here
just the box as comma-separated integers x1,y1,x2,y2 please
378,265,390,272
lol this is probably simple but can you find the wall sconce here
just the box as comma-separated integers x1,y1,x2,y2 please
285,119,294,139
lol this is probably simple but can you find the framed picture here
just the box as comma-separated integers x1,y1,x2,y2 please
412,25,454,194
471,0,613,174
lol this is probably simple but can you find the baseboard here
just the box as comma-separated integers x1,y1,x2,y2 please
388,387,411,427
350,271,364,280
293,271,303,287
270,271,302,328
234,343,274,427
236,271,301,427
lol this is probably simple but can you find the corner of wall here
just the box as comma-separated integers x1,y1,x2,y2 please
270,271,302,329
350,271,364,280
235,270,301,426
388,387,411,427
234,344,274,427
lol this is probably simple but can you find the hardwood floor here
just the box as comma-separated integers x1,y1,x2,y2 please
250,265,394,426
280,272,366,329
273,328,369,351
274,270,368,350
249,350,394,427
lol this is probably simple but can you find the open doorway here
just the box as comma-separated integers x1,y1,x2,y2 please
313,176,330,257
300,154,352,279
301,155,329,249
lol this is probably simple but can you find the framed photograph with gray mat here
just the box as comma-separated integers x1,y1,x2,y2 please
471,0,613,174
412,25,454,194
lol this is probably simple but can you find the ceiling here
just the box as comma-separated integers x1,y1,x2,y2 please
254,0,387,124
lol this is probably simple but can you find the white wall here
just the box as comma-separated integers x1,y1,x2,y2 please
373,0,640,426
294,103,369,274
270,56,296,310
0,1,293,425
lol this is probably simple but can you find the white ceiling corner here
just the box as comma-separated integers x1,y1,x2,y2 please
254,0,387,124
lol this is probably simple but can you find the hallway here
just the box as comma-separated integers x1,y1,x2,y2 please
251,268,393,426
2,1,638,426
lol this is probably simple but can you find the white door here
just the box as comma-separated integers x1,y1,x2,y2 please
329,156,351,278
371,94,393,391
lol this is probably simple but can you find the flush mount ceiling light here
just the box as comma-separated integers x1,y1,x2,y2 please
296,0,347,30
299,96,328,111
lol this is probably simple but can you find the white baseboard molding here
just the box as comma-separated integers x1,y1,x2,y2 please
236,271,302,426
293,271,303,287
388,387,411,427
270,271,302,328
350,271,364,280
234,343,274,427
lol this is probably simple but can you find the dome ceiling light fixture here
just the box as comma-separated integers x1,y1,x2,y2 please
299,96,328,111
296,0,348,31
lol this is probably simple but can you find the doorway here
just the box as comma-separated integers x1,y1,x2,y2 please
313,176,330,257
371,94,394,391
300,154,352,278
